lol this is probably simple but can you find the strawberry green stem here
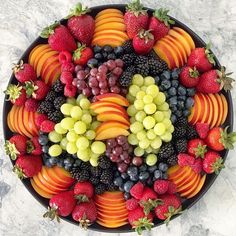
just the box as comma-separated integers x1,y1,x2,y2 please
4,141,20,160
153,8,175,26
220,126,236,149
4,84,22,102
40,21,60,38
43,206,60,222
65,2,89,19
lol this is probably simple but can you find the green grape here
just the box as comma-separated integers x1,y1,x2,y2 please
146,154,157,166
137,130,146,140
70,106,83,120
66,97,76,105
134,146,144,156
144,76,155,86
132,74,144,86
61,117,76,130
143,116,155,129
162,118,172,129
126,94,135,103
153,111,164,122
134,99,144,110
76,94,86,105
74,121,87,134
90,156,99,167
136,91,145,100
144,103,156,114
81,113,92,125
157,102,169,111
163,110,171,119
66,130,79,142
60,137,68,150
90,152,100,159
161,132,172,142
168,124,175,133
146,129,156,140
128,133,139,145
76,136,89,150
153,92,166,105
48,144,62,157
60,103,74,116
154,123,166,136
141,86,147,92
80,98,91,109
127,105,137,116
91,141,106,154
130,117,136,124
77,149,90,161
135,111,146,122
85,130,96,140
54,123,67,134
66,142,78,154
151,137,162,149
145,146,153,154
130,121,143,134
90,121,101,130
48,131,62,143
139,139,150,149
146,84,159,97
143,95,153,104
129,84,140,97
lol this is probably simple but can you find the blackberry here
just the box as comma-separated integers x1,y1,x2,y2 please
54,96,66,110
158,143,175,162
160,60,169,71
148,58,167,76
122,53,136,67
186,125,199,139
99,156,112,169
173,126,187,139
37,101,53,114
90,176,100,185
95,183,106,195
75,169,90,182
136,64,149,77
48,110,63,123
126,65,136,74
175,139,188,153
45,90,57,101
52,79,64,93
90,167,102,177
119,71,132,87
100,170,113,184
135,55,148,65
80,162,91,171
122,40,134,53
147,50,158,59
107,182,117,191
167,154,178,166
175,117,188,127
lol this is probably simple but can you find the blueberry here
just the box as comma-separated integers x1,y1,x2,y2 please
42,145,49,153
177,100,185,110
178,95,186,101
124,181,134,192
124,192,131,200
178,85,187,95
127,166,138,176
74,159,81,167
168,96,178,106
114,177,123,187
159,163,168,172
114,171,120,177
139,171,150,181
102,52,108,59
57,159,64,167
93,45,102,53
49,157,58,165
175,110,182,117
170,105,177,111
130,174,139,181
119,184,124,192
103,45,113,53
38,135,48,145
72,154,78,159
154,76,160,85
64,164,72,171
171,68,180,79
121,172,129,180
171,80,179,88
168,87,177,96
185,97,194,109
42,154,49,163
64,157,74,165
45,160,53,168
186,88,196,96
162,173,168,180
164,91,169,99
87,58,98,68
114,46,124,56
107,53,116,60
161,70,171,80
161,80,171,90
148,165,158,173
154,169,162,179
139,164,147,172
94,53,103,61
171,114,177,123
183,109,190,117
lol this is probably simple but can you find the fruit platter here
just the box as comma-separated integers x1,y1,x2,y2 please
3,1,236,234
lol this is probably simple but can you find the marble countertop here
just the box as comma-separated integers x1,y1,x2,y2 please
0,0,236,235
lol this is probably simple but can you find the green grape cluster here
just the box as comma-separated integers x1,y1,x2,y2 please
48,94,105,167
127,74,174,162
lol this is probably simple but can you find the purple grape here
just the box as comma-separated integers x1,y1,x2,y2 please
110,154,119,162
118,162,128,173
77,70,86,80
117,135,127,145
77,80,87,90
99,80,108,89
75,65,83,73
115,59,124,68
110,86,120,94
112,67,123,76
107,60,116,71
98,65,108,74
96,72,106,82
88,77,98,87
82,88,92,97
108,76,117,87
113,146,123,156
90,68,98,76
100,88,109,95
106,139,117,148
120,151,129,160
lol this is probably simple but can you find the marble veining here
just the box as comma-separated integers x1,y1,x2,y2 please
0,0,236,236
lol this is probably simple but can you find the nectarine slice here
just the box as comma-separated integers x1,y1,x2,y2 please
93,30,129,40
9,106,18,133
96,111,130,124
180,174,200,197
95,9,123,18
91,101,125,110
12,105,21,134
169,166,191,182
96,127,130,140
95,13,124,22
41,58,60,80
197,93,208,123
100,191,124,199
177,172,199,192
7,111,14,132
97,216,128,224
220,93,228,125
177,169,197,188
96,219,128,228
96,93,129,106
190,94,201,125
41,54,59,77
27,111,38,136
171,166,193,185
29,44,50,68
30,179,53,199
96,195,125,204
49,67,61,86
215,93,224,127
95,201,127,210
186,174,206,198
98,212,128,220
29,44,43,65
93,105,127,115
95,17,125,27
207,94,218,128
188,104,195,124
92,37,124,47
44,64,61,85
95,22,126,33
96,121,129,134
204,94,213,126
173,27,195,50
34,48,53,72
98,207,128,216
18,106,32,138
53,166,74,183
95,197,126,206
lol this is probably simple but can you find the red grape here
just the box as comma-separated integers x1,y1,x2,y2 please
89,77,98,87
77,80,87,90
100,88,109,94
72,78,77,87
120,151,129,160
75,65,83,73
115,59,124,68
98,65,108,74
112,67,123,76
108,76,117,86
132,157,143,166
92,87,100,96
113,146,123,156
77,70,86,80
106,139,117,148
90,68,98,76
117,135,127,145
107,60,116,70
110,86,120,94
99,80,108,89
82,88,92,97
96,72,106,82
118,163,128,173
110,155,119,162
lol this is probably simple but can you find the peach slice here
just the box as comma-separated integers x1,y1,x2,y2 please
92,36,124,47
197,93,208,123
96,127,130,140
95,12,124,22
96,121,129,134
215,93,224,127
42,60,60,83
98,207,128,215
28,111,38,136
90,101,126,109
12,106,21,134
171,166,192,185
97,215,128,223
93,30,128,40
204,94,213,126
167,165,180,176
95,22,126,33
30,179,53,199
98,211,128,219
95,9,123,18
96,93,129,106
176,169,197,188
18,106,32,138
190,94,201,125
180,174,200,197
177,172,199,192
207,94,218,128
29,44,50,68
95,17,125,27
41,54,59,77
188,104,196,124
220,94,228,125
186,174,206,198
95,198,126,207
7,111,14,132
169,166,191,182
93,105,127,115
44,64,61,85
53,166,75,183
96,203,127,212
29,44,43,65
34,48,54,72
9,106,17,133
173,27,195,50
49,68,61,86
96,219,128,228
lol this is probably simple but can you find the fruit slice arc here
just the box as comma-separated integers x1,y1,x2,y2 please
93,30,128,40
97,207,128,216
41,54,59,77
9,106,17,133
92,37,125,47
96,121,129,134
214,93,224,127
95,196,126,206
180,174,200,197
207,94,218,128
176,169,196,188
220,93,228,125
95,17,125,27
30,179,53,199
13,106,22,134
93,105,127,115
91,101,126,109
204,94,213,126
41,59,60,81
53,166,74,182
173,27,195,50
7,111,14,132
95,12,124,22
97,111,130,124
96,127,130,140
98,212,128,219
28,110,38,136
169,166,190,181
96,219,128,228
172,166,193,185
29,44,50,68
95,9,123,18
167,165,180,175
186,174,206,198
177,171,198,191
95,22,126,33
191,94,201,125
96,93,129,106
44,64,61,85
18,105,32,138
197,93,208,123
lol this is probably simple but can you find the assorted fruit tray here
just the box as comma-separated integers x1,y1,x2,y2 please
3,1,236,234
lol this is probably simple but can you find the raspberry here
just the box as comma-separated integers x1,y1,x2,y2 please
191,158,203,174
35,114,48,128
59,51,72,64
25,98,38,112
178,153,195,167
130,182,144,200
61,62,75,73
126,198,139,211
167,182,177,194
195,122,209,139
64,84,76,97
154,180,169,195
40,120,55,133
60,71,73,85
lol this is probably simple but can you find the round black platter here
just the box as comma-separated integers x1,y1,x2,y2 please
2,4,234,233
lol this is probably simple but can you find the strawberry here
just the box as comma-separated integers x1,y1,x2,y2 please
126,198,139,211
5,134,28,160
73,44,93,66
148,8,174,41
195,122,209,139
74,182,94,201
59,51,72,64
67,3,95,45
140,187,158,202
4,84,27,106
12,60,37,83
205,127,236,151
128,206,153,235
124,0,149,39
43,190,77,222
203,151,224,174
133,29,154,55
64,84,77,97
61,62,75,73
60,71,73,85
29,136,42,155
25,98,38,112
154,180,169,195
178,153,195,167
187,45,215,72
41,23,77,52
179,66,200,88
167,182,177,194
187,138,207,158
35,114,48,128
191,158,203,174
72,201,97,228
154,194,182,223
25,80,49,100
130,182,145,200
13,155,42,178
196,67,234,93
40,120,55,133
